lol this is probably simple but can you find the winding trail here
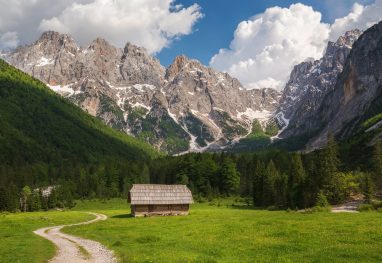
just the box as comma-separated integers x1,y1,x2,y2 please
332,201,360,213
34,212,116,263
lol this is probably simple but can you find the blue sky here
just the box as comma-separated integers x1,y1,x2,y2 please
156,0,375,66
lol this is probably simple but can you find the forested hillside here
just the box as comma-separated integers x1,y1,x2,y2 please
0,59,158,210
0,59,158,163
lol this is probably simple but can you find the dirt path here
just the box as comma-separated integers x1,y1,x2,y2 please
34,212,116,263
332,201,360,213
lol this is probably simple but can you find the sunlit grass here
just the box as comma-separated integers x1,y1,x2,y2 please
65,199,382,263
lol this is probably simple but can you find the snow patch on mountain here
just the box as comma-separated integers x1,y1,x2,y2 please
48,84,76,96
33,57,55,67
237,108,272,122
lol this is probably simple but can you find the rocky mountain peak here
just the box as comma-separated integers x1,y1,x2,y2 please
273,29,363,142
306,21,382,149
38,31,62,42
89,37,113,50
119,42,165,86
36,31,77,50
336,29,363,48
123,42,147,56
6,31,280,154
165,55,194,81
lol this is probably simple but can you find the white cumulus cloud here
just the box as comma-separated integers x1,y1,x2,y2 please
0,0,202,54
210,4,330,91
210,1,382,90
330,0,382,40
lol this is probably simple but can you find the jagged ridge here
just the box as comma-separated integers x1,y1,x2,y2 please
5,31,280,154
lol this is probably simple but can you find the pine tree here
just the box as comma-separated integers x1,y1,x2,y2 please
40,190,48,211
361,173,375,203
48,188,58,209
219,159,240,195
289,153,306,208
262,160,279,207
0,187,8,211
175,170,189,185
319,135,340,203
139,164,151,184
316,190,329,207
253,160,265,207
372,139,382,192
0,184,18,212
30,190,41,211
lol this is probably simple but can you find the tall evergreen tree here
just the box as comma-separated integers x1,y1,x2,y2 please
30,190,41,211
219,159,240,195
253,160,265,206
262,160,279,207
319,135,340,203
289,153,306,208
372,139,382,192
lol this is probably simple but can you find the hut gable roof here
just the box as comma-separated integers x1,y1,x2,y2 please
129,184,194,205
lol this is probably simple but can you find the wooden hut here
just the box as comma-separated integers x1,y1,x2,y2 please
128,184,194,217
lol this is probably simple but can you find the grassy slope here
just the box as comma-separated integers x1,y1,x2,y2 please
66,199,382,263
0,59,158,164
0,211,92,263
232,120,271,152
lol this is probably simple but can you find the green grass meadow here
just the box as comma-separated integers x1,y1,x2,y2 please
67,199,382,263
0,211,92,263
1,199,382,263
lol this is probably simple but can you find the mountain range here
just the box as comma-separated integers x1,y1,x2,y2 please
3,20,382,154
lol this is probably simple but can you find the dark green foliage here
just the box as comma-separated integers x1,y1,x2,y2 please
372,139,382,193
265,120,279,136
212,111,247,139
98,94,125,130
316,135,342,203
315,191,329,207
232,120,271,151
132,105,190,154
360,173,375,203
219,159,240,195
357,204,374,212
127,106,148,123
150,139,374,209
288,153,306,208
0,184,18,212
251,120,263,134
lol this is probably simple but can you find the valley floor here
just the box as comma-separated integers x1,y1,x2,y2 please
1,199,382,263
67,199,382,263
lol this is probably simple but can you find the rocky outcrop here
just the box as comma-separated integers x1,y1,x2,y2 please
5,31,280,154
307,22,382,149
272,22,382,150
272,29,363,146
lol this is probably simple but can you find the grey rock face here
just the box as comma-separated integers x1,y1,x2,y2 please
273,29,363,142
273,22,382,150
307,22,382,149
5,32,280,154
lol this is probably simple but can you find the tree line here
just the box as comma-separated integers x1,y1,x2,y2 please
1,137,381,212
